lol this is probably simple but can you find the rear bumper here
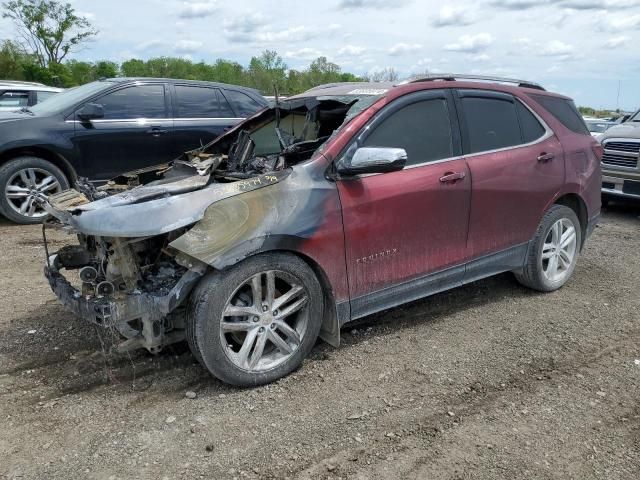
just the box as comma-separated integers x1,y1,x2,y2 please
44,256,202,328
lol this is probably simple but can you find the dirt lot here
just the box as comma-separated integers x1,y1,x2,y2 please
1,203,639,480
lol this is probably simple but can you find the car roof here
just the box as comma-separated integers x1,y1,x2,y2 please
290,75,570,101
0,80,63,92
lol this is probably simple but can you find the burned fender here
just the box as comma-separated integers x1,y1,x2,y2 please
169,164,348,347
45,172,289,237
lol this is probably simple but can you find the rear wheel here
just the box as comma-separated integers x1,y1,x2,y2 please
0,157,68,224
515,205,581,292
186,253,323,386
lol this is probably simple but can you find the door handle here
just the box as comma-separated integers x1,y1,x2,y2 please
537,152,555,163
146,126,168,136
439,171,466,183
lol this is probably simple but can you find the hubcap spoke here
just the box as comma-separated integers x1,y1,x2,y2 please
273,284,304,311
222,305,258,317
250,274,263,307
236,328,260,367
247,331,267,370
560,226,576,249
221,320,254,332
275,320,301,346
265,271,276,309
6,185,29,199
277,295,308,320
268,329,293,354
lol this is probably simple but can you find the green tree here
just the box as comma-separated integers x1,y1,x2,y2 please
247,50,288,94
120,58,148,77
2,0,97,68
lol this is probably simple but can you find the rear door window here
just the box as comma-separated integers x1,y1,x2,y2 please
174,85,235,118
530,94,589,135
222,89,263,117
0,90,29,108
460,95,522,153
361,98,454,166
94,84,166,119
516,101,546,143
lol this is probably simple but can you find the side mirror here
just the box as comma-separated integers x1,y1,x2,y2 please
337,146,407,176
77,103,104,121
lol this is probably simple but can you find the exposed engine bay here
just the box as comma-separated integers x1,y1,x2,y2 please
42,94,375,354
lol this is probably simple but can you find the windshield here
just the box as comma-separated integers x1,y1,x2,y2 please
30,81,113,115
630,109,640,122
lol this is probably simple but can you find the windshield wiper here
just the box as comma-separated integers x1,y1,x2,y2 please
19,107,34,115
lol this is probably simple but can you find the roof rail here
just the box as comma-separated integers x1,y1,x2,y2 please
0,80,47,87
407,74,545,91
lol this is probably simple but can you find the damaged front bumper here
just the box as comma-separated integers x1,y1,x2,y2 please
44,253,203,353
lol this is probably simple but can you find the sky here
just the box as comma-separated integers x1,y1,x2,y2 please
1,0,639,110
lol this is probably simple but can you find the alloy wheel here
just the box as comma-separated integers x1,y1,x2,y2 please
220,270,310,372
5,167,62,218
542,218,577,282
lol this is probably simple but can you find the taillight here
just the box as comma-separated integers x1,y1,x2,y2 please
592,143,604,161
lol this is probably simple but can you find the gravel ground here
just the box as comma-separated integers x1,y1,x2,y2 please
0,202,639,480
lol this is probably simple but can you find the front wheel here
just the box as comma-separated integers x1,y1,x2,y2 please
515,205,582,292
0,157,69,224
186,253,323,387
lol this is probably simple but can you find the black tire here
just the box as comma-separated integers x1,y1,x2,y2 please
0,156,69,224
186,252,324,387
515,205,582,292
601,194,610,208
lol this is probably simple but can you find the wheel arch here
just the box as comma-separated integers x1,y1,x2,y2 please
0,147,77,185
554,193,587,249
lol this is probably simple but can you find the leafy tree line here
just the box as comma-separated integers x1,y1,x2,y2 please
0,39,371,94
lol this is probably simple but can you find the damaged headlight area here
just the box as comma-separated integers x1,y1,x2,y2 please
43,224,206,354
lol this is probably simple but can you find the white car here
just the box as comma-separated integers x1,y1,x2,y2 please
0,81,63,112
584,118,615,140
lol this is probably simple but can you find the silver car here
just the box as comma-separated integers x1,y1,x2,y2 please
0,81,63,111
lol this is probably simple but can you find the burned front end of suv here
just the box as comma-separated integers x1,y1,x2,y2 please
42,92,376,354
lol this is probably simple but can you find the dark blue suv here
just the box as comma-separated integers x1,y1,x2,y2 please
0,78,267,223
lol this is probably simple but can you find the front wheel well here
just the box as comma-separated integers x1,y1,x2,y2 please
554,193,587,249
0,147,76,185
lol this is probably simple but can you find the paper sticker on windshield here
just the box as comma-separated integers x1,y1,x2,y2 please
347,88,388,95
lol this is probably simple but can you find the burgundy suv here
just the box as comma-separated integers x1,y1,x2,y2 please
44,75,602,386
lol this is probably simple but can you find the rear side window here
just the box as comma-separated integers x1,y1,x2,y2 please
175,86,234,118
223,89,263,117
362,98,453,166
95,85,166,119
461,97,521,153
0,90,29,108
516,101,546,143
530,94,589,135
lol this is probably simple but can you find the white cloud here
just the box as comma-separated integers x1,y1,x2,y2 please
432,6,475,27
561,0,640,8
490,0,548,10
444,33,493,53
223,14,317,44
604,35,630,47
338,45,366,56
539,40,574,57
284,48,323,60
470,53,491,62
599,12,640,30
175,39,203,54
388,43,423,56
178,1,219,19
338,0,409,8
